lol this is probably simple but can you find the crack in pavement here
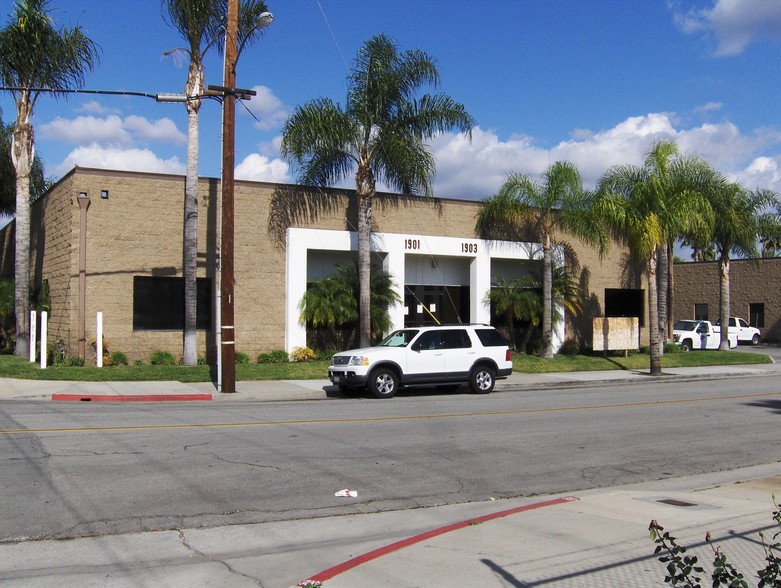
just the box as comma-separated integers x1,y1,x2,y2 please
177,529,266,587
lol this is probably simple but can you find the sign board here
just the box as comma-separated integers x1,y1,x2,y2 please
593,317,639,352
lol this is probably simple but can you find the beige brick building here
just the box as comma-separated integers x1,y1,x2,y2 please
0,167,655,363
673,258,781,342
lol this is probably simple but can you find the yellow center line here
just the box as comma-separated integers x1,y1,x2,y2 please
2,390,779,435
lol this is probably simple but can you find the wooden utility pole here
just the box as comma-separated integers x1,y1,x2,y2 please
220,0,238,393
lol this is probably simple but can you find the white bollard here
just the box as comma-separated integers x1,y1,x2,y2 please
96,312,103,367
39,311,48,369
29,311,37,362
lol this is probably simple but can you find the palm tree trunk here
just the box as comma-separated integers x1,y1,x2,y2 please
647,250,662,375
657,245,668,356
540,238,554,359
11,119,33,358
182,107,199,366
667,242,675,340
356,164,374,348
719,254,731,350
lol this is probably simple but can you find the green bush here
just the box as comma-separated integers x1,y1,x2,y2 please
150,350,176,365
559,339,580,355
235,351,250,364
107,351,128,366
315,348,338,361
664,342,681,354
257,349,289,364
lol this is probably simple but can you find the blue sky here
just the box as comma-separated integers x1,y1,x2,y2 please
2,0,781,207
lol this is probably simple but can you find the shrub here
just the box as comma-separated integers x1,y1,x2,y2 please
107,351,128,366
257,349,289,364
315,348,338,361
559,339,580,355
197,355,207,365
664,342,681,354
235,351,250,364
150,350,176,365
290,346,316,362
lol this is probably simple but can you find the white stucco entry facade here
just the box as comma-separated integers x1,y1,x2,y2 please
285,227,564,352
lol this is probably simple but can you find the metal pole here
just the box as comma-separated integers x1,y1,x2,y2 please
220,0,238,393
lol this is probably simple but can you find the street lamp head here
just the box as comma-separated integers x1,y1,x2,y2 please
257,12,274,27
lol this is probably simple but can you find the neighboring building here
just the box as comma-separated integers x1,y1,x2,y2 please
0,167,650,364
674,258,781,342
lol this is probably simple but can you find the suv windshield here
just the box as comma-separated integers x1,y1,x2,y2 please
378,329,419,347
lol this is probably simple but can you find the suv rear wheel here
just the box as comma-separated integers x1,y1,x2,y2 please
368,367,398,399
469,365,495,394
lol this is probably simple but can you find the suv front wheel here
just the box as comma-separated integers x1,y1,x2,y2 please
368,367,398,399
469,365,495,394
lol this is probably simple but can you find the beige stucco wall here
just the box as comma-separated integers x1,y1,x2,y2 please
13,167,654,362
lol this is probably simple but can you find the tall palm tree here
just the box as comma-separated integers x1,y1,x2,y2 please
1,109,49,216
643,141,715,348
705,183,779,349
596,146,713,375
476,161,601,359
281,34,475,348
0,0,98,357
162,0,270,365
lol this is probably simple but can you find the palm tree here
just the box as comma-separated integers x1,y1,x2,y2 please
476,161,601,359
596,144,714,375
0,0,98,357
162,0,270,366
281,34,475,348
622,141,715,348
484,277,540,352
299,262,401,347
705,183,779,349
1,109,49,216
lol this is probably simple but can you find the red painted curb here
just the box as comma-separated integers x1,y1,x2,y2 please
302,495,578,584
51,393,212,402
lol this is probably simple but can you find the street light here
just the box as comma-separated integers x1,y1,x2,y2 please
216,1,273,393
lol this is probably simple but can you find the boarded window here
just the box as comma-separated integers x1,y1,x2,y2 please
133,276,212,331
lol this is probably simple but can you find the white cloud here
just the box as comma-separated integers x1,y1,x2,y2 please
235,153,290,182
76,101,121,115
54,145,185,176
40,115,133,146
124,115,186,144
39,114,185,146
429,112,781,199
672,0,781,55
241,85,289,131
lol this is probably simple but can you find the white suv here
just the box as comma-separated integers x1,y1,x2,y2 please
328,325,514,398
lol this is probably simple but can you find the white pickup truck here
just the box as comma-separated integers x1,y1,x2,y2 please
672,320,738,351
714,317,761,345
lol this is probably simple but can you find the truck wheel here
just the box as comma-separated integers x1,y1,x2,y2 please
752,334,760,345
469,365,495,394
368,368,398,399
681,340,692,352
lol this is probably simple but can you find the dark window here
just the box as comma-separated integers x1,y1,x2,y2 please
749,303,765,328
441,329,471,349
413,330,442,350
694,303,708,321
604,289,644,327
475,328,508,347
133,276,212,331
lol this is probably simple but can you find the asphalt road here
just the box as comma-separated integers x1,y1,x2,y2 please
1,371,780,543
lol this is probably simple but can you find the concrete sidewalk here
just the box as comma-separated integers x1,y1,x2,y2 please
299,463,781,588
